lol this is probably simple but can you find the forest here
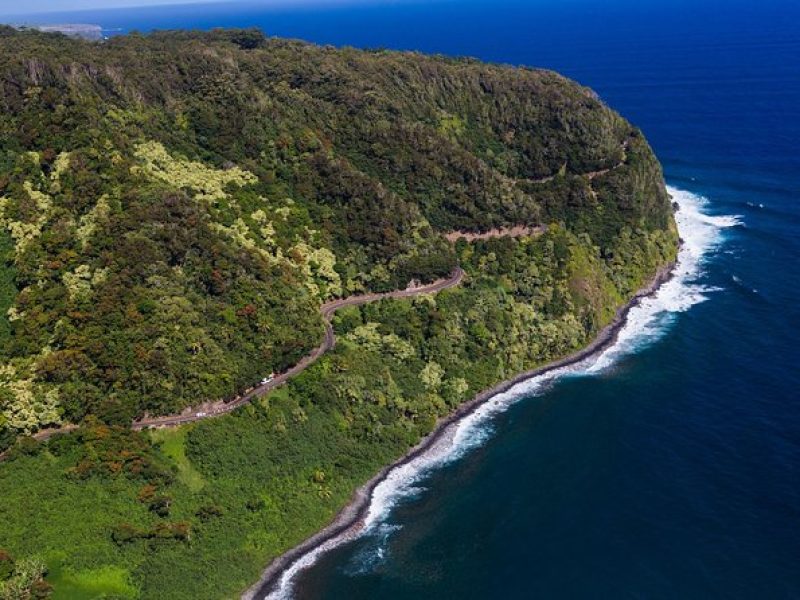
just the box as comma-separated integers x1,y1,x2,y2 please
0,27,676,599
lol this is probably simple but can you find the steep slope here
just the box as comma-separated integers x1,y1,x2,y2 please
0,28,674,441
0,28,681,599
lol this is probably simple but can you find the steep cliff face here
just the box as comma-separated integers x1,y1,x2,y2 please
0,26,675,439
0,27,680,600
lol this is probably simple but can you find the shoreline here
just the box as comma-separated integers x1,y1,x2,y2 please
243,259,677,600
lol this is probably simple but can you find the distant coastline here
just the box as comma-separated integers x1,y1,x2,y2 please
8,23,103,40
244,259,677,600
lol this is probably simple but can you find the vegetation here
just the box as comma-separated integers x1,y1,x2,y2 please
0,550,51,600
0,27,677,598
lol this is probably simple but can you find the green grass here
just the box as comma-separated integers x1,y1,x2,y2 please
0,450,151,597
49,563,138,600
0,231,677,599
149,428,205,492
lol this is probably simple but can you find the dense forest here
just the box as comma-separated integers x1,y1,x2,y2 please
0,28,676,599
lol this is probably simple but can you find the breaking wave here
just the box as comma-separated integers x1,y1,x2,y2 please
264,186,741,599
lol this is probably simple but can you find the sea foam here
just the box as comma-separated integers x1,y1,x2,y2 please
586,186,741,372
264,186,741,599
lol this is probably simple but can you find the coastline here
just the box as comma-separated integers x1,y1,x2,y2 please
243,259,677,600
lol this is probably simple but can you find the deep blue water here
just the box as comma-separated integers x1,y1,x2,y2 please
7,1,800,597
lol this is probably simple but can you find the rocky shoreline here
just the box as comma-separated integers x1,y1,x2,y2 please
243,259,677,600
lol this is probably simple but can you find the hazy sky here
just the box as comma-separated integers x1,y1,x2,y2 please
0,0,223,14
0,0,351,17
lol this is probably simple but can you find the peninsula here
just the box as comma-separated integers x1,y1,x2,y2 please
28,24,103,40
0,27,677,599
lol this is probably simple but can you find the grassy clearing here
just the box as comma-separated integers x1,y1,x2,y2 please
149,428,206,492
49,563,138,600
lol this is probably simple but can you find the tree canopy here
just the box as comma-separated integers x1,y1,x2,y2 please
0,28,677,599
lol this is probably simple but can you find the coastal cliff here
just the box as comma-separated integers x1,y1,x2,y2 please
0,28,677,599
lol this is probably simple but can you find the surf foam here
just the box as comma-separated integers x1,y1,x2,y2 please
264,186,741,599
586,186,741,372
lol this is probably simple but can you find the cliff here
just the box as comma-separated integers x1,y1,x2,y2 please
0,28,677,599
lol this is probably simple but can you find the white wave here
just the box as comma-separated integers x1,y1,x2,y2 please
586,186,740,372
263,532,353,600
264,186,740,599
344,523,401,575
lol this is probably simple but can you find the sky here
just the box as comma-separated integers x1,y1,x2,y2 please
3,0,787,21
0,0,401,18
0,0,223,15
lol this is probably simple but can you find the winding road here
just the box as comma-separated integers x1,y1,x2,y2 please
130,267,466,430
0,269,464,461
2,137,634,457
5,217,554,455
6,141,633,445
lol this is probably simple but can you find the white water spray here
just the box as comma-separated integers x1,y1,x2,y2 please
265,186,741,599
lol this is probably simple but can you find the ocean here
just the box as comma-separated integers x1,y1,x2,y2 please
7,0,800,597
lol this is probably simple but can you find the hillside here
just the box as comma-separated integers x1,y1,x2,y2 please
0,27,672,437
0,27,677,599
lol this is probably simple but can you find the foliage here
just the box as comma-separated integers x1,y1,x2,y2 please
0,227,675,599
0,551,13,581
0,28,675,436
0,27,677,599
0,555,51,600
65,420,173,486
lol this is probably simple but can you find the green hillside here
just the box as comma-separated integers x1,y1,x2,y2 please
0,27,677,599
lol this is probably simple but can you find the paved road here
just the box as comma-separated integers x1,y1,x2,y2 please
2,222,550,454
0,268,463,459
130,267,465,430
0,267,468,459
444,225,545,243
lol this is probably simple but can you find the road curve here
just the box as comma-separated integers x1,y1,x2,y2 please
129,267,465,430
0,269,464,460
6,223,559,456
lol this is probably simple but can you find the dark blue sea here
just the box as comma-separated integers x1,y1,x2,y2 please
8,0,800,597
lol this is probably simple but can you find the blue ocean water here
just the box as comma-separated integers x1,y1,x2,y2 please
9,1,800,597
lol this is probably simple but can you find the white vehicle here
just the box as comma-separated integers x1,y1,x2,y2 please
260,374,275,385
196,411,207,417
